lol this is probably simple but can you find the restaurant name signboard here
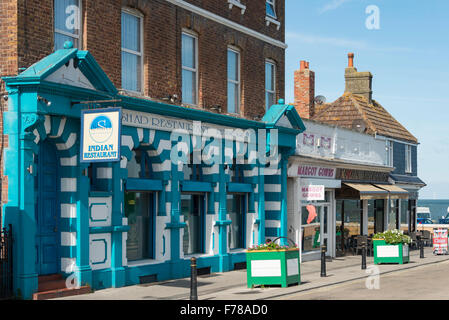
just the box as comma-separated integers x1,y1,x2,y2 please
81,108,122,162
336,168,389,183
298,165,336,179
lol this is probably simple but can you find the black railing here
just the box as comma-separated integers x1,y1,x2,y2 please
0,225,13,299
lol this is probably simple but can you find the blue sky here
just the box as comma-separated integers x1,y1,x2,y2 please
284,0,449,199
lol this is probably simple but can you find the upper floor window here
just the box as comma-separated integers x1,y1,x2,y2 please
266,0,277,19
227,48,241,114
386,140,394,167
121,9,143,93
265,60,276,110
182,31,198,106
54,0,81,50
405,145,412,173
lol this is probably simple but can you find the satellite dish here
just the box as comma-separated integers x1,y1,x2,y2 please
352,119,366,133
314,95,326,105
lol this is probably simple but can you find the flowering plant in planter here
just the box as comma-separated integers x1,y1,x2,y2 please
373,229,411,245
247,242,298,251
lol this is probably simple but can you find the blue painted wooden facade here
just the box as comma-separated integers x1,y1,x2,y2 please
1,44,305,299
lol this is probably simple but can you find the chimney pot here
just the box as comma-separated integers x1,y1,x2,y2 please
348,53,354,68
300,60,306,70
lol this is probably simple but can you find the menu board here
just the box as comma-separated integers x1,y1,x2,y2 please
433,228,448,255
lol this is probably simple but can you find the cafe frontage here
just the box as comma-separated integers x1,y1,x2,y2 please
1,45,304,299
335,167,409,257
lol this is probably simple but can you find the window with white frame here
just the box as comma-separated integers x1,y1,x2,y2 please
405,145,412,173
386,140,394,167
227,48,240,114
265,60,276,110
121,9,143,93
54,0,81,50
266,0,277,19
182,31,198,106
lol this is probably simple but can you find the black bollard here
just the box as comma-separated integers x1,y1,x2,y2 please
190,257,198,300
420,238,425,259
361,241,367,270
320,245,327,277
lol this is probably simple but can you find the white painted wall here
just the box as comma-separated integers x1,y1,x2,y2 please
297,120,387,167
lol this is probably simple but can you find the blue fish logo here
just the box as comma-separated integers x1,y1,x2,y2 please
89,115,113,143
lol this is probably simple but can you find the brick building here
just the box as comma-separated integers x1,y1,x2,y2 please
0,0,288,214
293,53,426,243
0,0,307,299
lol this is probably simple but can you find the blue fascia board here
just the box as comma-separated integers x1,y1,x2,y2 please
118,95,267,130
227,182,253,193
181,181,213,193
125,178,163,191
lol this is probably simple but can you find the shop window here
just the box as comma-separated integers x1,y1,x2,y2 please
54,0,81,50
265,60,276,110
227,47,241,114
388,199,400,230
187,153,202,181
368,199,385,235
127,149,152,179
121,8,143,93
181,194,205,255
230,157,244,183
182,31,198,106
228,194,246,250
400,199,409,232
125,192,155,261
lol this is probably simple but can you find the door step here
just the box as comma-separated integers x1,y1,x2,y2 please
33,274,92,300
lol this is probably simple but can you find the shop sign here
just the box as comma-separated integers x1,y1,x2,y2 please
81,108,121,162
298,165,336,179
336,168,389,183
301,185,325,201
432,228,448,255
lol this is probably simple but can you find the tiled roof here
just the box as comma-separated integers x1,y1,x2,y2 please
311,92,418,144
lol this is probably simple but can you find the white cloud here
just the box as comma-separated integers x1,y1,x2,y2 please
318,0,353,14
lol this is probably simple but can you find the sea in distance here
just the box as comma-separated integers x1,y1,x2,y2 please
418,199,449,222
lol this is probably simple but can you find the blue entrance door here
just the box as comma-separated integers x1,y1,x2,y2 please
35,141,60,275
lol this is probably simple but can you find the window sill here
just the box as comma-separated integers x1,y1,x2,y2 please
265,16,281,30
229,248,246,254
127,259,164,267
184,253,215,259
228,0,246,14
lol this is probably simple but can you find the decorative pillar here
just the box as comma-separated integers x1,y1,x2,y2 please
279,155,288,246
110,161,125,287
76,161,92,286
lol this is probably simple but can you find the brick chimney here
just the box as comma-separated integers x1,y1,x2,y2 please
344,53,373,102
294,60,315,119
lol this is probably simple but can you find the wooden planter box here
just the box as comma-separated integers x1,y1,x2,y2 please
246,248,300,288
373,239,409,264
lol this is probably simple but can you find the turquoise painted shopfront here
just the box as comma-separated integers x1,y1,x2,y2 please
1,44,305,299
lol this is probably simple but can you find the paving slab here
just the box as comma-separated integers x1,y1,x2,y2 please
55,247,447,300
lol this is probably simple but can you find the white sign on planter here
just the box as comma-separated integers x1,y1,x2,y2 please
376,245,399,258
251,260,281,277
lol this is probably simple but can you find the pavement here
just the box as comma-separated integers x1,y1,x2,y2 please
55,247,449,300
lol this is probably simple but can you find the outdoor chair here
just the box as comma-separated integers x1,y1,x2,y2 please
353,235,370,256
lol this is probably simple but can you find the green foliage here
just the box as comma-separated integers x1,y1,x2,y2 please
373,229,411,245
247,241,298,251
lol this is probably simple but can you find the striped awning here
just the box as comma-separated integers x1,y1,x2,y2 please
374,184,409,199
342,183,388,200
